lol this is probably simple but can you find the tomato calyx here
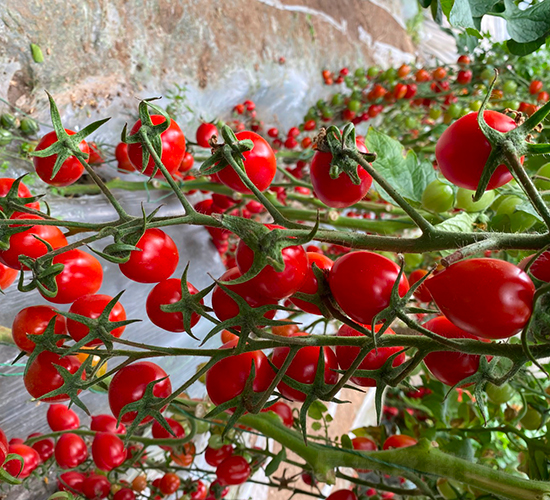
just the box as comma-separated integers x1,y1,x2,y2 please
0,176,42,217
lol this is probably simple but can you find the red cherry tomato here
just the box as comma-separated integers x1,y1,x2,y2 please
457,55,471,65
67,294,126,346
216,131,276,193
352,436,377,452
4,443,39,478
310,139,372,208
425,258,534,339
92,432,127,471
397,64,410,78
529,80,543,95
216,455,251,485
87,142,104,165
152,417,185,450
115,142,134,172
432,67,447,80
205,445,234,467
519,251,550,281
33,130,88,186
272,332,338,401
91,414,126,434
108,361,172,424
47,404,80,431
393,83,408,99
538,91,550,103
0,428,7,465
327,490,358,500
114,488,136,500
127,115,186,178
0,178,40,214
382,434,417,450
206,339,275,408
28,432,54,462
82,474,111,499
261,401,294,427
54,433,88,469
40,249,103,304
408,269,432,303
180,151,195,173
58,471,86,493
290,252,333,314
435,111,520,190
329,251,409,325
456,69,472,85
160,472,181,495
0,262,17,290
415,69,431,82
12,305,67,353
24,351,83,402
186,480,208,500
146,278,202,332
336,324,405,387
196,123,219,148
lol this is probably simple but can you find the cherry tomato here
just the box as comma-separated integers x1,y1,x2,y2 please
272,323,300,337
486,382,516,405
170,442,196,466
456,70,472,85
352,436,377,452
24,351,83,402
425,258,534,339
519,251,550,281
108,361,172,424
12,305,67,353
435,111,520,190
0,428,7,465
327,490,357,500
131,475,148,492
66,294,126,346
529,80,543,95
538,91,549,103
159,472,181,494
236,224,308,300
40,249,103,304
290,252,333,314
212,267,278,326
433,67,447,80
54,433,88,468
329,251,409,325
47,404,80,431
33,130,88,186
82,474,111,499
261,401,294,427
152,417,185,450
197,123,218,148
4,443,39,478
146,278,202,332
336,324,405,387
205,445,234,467
186,480,208,500
0,262,17,290
114,488,136,500
408,269,432,303
216,131,276,193
87,142,104,165
0,177,40,214
310,139,372,208
127,114,186,178
272,332,338,401
521,408,542,430
455,187,495,212
382,434,417,450
415,69,431,82
119,228,179,283
28,433,54,461
206,339,274,408
91,414,126,434
216,455,251,485
115,142,134,172
180,151,195,173
92,432,127,471
58,471,86,493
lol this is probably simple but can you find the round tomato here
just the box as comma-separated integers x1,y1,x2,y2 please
4,443,39,478
28,433,54,462
272,332,338,401
58,471,86,493
0,177,40,214
108,361,172,424
408,269,432,303
152,417,185,450
115,142,134,172
67,294,126,345
40,249,103,304
131,475,147,492
290,252,333,314
92,432,127,471
119,228,179,283
33,130,88,186
261,401,294,427
91,414,126,434
217,131,276,193
127,115,186,178
54,433,88,468
82,474,111,499
24,351,83,402
310,139,372,208
12,305,67,353
382,434,417,450
146,278,202,332
216,455,251,485
160,472,181,495
435,111,520,190
206,339,274,408
186,480,207,500
205,445,234,467
180,152,194,173
196,123,218,148
456,70,472,85
336,324,405,387
329,251,409,325
327,490,357,500
114,488,136,500
0,262,17,290
236,225,308,300
212,267,278,326
425,258,534,339
170,441,196,467
47,404,80,431
529,80,543,95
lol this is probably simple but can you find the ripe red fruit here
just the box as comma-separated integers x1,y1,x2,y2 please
4,443,40,478
58,471,86,493
529,80,543,95
382,434,417,450
152,418,185,450
12,305,67,353
408,269,432,303
216,455,251,485
47,404,80,431
115,142,134,172
55,433,88,468
91,414,126,434
196,123,218,148
290,252,333,315
82,474,111,499
92,432,127,471
160,473,181,494
205,445,234,467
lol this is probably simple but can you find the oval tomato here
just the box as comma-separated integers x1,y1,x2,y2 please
425,258,534,339
47,404,80,431
290,252,333,314
92,432,127,471
54,433,88,469
58,471,86,493
216,455,251,485
159,472,181,495
4,443,39,478
114,488,136,500
91,414,126,434
12,305,67,353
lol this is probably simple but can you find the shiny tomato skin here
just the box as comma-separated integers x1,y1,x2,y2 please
272,332,339,401
329,251,409,325
206,339,274,408
261,401,294,427
216,455,251,485
92,432,127,471
0,177,40,214
28,433,54,462
91,414,126,434
336,324,405,387
47,404,80,431
217,131,276,193
115,142,134,172
212,267,278,326
290,252,333,314
205,445,234,467
113,488,136,500
425,258,534,339
196,123,218,148
127,115,186,178
423,316,487,386
519,251,550,281
67,294,126,346
160,472,181,494
310,140,372,208
54,433,88,469
327,490,358,500
4,443,40,478
12,305,67,353
408,269,432,303
40,249,103,304
382,434,417,450
435,111,519,190
33,130,88,186
108,361,172,424
82,474,111,499
236,225,308,300
187,480,207,500
152,417,185,450
119,228,179,283
24,351,83,402
58,471,86,493
0,262,17,290
170,442,196,467
529,80,543,95
146,278,202,332
0,428,7,465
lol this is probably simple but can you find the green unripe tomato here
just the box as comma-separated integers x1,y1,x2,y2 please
481,68,494,81
404,253,423,271
486,383,516,405
455,188,495,212
357,76,369,88
502,100,520,110
194,419,210,434
421,179,454,213
351,90,362,101
437,478,463,499
367,66,380,78
405,117,417,129
520,408,542,430
534,163,550,191
316,99,326,109
348,100,361,112
354,68,365,78
344,76,355,88
495,195,522,216
447,103,462,119
0,113,16,129
331,94,344,107
384,67,397,82
469,100,482,111
510,210,538,232
429,107,442,120
322,109,334,119
502,80,518,94
19,117,39,136
208,434,224,449
0,128,13,147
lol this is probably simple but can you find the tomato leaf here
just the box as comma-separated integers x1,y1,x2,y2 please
501,0,550,44
264,448,286,477
307,400,327,420
434,212,478,256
